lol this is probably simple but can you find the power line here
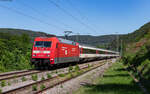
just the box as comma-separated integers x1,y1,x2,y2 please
16,1,73,30
0,4,65,31
66,0,87,20
47,0,98,33
66,0,98,32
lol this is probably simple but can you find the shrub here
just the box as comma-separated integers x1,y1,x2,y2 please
41,76,45,81
58,74,65,77
13,74,17,79
1,80,6,87
75,65,80,71
69,73,73,78
77,71,81,75
69,66,73,72
40,84,46,90
47,73,52,79
55,70,58,74
32,85,37,91
32,74,38,81
7,82,11,86
60,84,63,88
0,88,2,94
21,76,27,82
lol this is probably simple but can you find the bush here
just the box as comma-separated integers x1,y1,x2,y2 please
0,64,5,72
60,84,63,88
77,71,81,75
69,73,73,78
47,73,52,79
69,66,73,72
75,65,80,71
7,82,11,86
1,80,6,87
58,74,65,77
32,85,37,91
55,70,58,74
40,84,46,90
0,88,2,94
41,76,45,80
21,76,27,82
32,74,38,81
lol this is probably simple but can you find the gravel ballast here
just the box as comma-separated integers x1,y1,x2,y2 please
39,59,117,94
1,60,107,93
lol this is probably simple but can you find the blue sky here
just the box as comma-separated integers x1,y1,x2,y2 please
0,0,150,36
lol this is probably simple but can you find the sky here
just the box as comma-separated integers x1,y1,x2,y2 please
0,0,150,36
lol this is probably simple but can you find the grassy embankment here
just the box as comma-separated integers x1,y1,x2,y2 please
74,62,144,94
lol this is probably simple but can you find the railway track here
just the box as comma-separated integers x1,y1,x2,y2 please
0,70,42,81
2,60,107,94
0,70,33,77
0,60,106,82
36,62,106,94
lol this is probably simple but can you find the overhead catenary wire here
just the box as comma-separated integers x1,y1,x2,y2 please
16,1,73,30
47,0,98,33
66,0,87,20
0,4,65,31
66,0,98,31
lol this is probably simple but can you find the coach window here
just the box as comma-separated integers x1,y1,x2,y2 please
82,48,89,54
82,49,96,54
99,51,105,54
89,49,96,54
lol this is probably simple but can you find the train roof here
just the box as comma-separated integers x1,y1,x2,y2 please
34,37,77,45
58,38,77,45
79,45,119,54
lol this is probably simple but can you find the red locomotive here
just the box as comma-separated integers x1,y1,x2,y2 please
31,37,119,68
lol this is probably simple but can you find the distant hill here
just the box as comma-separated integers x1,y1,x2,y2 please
0,28,119,50
58,34,118,46
0,28,56,42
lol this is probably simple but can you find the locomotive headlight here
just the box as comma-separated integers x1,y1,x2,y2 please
33,54,36,56
33,50,40,53
43,51,50,54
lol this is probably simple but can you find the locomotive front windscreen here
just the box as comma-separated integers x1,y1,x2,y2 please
35,41,52,47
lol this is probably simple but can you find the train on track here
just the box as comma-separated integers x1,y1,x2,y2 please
31,37,119,68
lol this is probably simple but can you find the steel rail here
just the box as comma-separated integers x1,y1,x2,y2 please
0,70,34,77
35,62,106,94
2,62,103,94
0,70,43,81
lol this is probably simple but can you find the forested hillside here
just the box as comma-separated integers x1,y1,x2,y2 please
0,32,33,72
0,28,56,72
122,22,150,92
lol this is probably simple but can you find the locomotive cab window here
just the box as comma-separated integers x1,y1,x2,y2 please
35,41,52,47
